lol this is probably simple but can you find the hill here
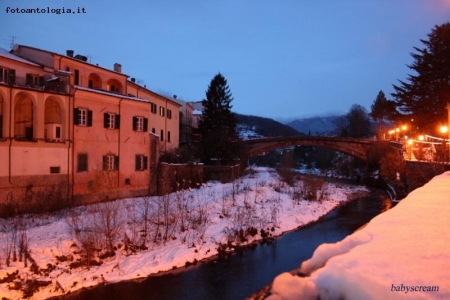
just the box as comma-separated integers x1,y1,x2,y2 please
235,113,301,139
285,115,341,136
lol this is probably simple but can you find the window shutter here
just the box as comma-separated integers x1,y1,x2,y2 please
39,76,45,87
104,113,109,128
143,118,148,132
87,110,93,127
74,108,80,125
143,156,148,170
102,155,108,170
26,74,32,86
135,155,139,170
0,115,3,139
0,67,3,82
132,117,137,131
115,115,120,129
8,69,16,84
74,70,79,85
114,156,119,170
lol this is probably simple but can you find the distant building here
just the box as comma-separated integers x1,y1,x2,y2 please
0,44,182,210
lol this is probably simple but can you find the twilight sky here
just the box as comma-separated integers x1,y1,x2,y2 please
1,0,449,119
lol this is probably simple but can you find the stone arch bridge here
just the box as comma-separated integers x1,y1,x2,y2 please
243,136,401,161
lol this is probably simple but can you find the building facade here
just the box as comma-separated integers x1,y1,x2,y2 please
0,45,182,212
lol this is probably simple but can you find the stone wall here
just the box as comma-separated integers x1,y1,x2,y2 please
203,164,241,183
157,163,204,195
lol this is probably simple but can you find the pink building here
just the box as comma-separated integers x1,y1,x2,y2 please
0,45,182,212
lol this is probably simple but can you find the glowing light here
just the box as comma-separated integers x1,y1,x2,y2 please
440,125,448,134
402,125,407,131
419,135,424,141
408,139,413,145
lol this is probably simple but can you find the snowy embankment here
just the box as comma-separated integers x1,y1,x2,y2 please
0,167,368,300
269,171,450,300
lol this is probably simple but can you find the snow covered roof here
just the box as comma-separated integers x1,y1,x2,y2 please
75,85,150,103
0,47,41,67
127,80,183,107
13,44,128,77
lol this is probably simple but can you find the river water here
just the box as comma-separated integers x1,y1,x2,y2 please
60,189,392,300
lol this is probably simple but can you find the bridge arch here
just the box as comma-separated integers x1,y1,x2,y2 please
243,136,393,161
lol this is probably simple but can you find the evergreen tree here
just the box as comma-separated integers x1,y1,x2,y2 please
198,73,240,164
392,22,450,133
370,90,396,137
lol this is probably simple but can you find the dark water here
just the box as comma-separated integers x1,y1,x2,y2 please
59,190,392,300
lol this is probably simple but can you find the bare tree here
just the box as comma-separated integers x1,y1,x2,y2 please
91,201,125,256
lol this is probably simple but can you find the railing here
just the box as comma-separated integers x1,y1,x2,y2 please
2,75,69,94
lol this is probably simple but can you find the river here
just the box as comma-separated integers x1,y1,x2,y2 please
59,189,392,300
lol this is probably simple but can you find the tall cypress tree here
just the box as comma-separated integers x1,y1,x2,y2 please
392,22,450,133
198,73,240,165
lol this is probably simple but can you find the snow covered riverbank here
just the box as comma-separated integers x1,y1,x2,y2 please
0,167,368,299
269,171,450,300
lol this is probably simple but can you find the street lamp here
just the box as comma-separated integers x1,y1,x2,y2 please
439,125,448,162
407,139,413,160
418,135,424,160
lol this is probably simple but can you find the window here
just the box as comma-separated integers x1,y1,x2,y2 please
0,67,15,84
74,108,93,126
104,113,120,129
150,102,157,114
0,114,3,139
160,129,164,141
26,74,42,87
168,131,171,142
50,166,60,174
167,109,172,119
152,128,155,134
159,106,165,117
77,153,88,172
103,155,119,171
132,116,148,132
0,100,3,139
135,155,148,171
74,70,79,85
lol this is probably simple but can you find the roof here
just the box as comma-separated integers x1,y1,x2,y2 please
127,80,182,107
75,85,150,103
0,47,41,67
13,44,128,77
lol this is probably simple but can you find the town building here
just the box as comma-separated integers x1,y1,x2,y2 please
0,44,183,212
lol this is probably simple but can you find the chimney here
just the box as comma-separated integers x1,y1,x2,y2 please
131,78,136,83
114,63,122,73
74,54,87,62
66,50,74,57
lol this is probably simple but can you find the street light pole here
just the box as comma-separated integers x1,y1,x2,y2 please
440,125,448,162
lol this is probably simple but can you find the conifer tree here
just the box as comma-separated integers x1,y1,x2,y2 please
198,73,240,165
370,90,396,137
392,22,450,132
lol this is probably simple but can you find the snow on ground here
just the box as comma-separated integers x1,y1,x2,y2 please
0,167,368,299
269,171,450,300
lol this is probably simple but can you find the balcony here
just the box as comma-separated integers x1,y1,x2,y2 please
2,75,69,94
